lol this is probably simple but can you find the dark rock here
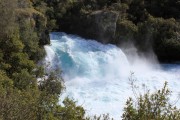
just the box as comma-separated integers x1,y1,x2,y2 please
86,10,119,43
60,10,119,44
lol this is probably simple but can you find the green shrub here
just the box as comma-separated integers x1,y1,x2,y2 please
122,82,180,120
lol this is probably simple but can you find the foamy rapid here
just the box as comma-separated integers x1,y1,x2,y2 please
44,32,180,120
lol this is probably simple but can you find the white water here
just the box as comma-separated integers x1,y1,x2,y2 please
45,32,180,119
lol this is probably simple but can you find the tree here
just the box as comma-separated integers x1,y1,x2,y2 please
122,82,180,120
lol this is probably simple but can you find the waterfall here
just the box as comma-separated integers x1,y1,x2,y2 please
45,32,180,119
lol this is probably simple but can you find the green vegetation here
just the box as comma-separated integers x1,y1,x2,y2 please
122,82,180,120
0,0,180,119
0,0,86,119
31,0,180,62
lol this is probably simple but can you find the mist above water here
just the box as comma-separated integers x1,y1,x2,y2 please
45,32,180,119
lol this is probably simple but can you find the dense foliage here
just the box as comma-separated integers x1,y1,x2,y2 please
32,0,180,62
0,0,86,119
122,82,180,120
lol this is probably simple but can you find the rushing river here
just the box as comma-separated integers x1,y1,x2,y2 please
45,32,180,119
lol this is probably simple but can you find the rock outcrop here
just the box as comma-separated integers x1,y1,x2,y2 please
60,10,119,44
85,10,119,43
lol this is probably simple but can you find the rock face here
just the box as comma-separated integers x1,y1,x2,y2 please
85,10,119,43
60,10,119,44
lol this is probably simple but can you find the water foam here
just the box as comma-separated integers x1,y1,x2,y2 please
45,32,180,119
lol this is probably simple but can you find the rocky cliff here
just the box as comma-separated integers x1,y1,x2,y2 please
60,10,119,44
85,10,119,43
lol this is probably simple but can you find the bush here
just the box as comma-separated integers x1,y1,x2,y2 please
115,20,138,44
122,82,180,120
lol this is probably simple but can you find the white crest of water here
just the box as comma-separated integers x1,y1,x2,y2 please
45,32,180,120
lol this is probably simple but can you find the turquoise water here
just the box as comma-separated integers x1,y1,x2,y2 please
45,32,180,119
